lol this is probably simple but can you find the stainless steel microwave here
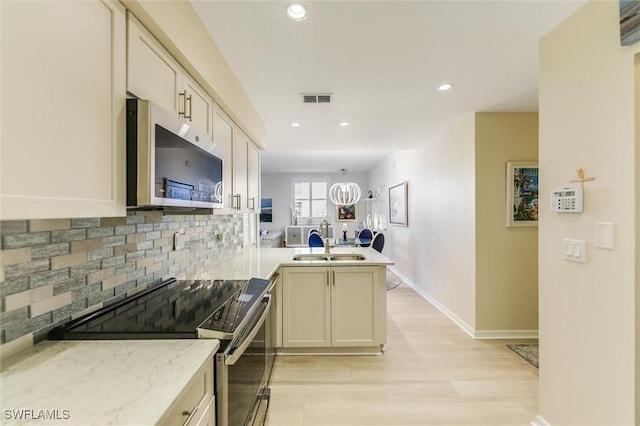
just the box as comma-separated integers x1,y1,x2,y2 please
126,99,224,209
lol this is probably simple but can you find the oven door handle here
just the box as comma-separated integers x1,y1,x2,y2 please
267,272,279,293
225,294,271,366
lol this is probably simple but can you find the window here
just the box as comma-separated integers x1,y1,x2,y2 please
293,180,328,222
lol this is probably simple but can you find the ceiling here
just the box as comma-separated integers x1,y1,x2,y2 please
191,0,587,174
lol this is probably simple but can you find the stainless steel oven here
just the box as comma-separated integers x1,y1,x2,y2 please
215,294,270,426
49,277,274,426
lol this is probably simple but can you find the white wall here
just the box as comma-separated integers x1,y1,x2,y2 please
367,117,477,331
539,1,639,424
260,172,368,237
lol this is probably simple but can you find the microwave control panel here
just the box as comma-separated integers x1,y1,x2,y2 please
551,187,583,213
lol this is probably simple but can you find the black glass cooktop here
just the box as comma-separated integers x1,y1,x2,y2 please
49,277,270,340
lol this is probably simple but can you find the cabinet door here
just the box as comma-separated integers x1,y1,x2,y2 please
126,12,181,115
247,142,260,212
233,130,249,210
158,357,214,426
213,106,234,209
331,266,382,347
282,267,331,347
183,73,214,140
1,0,126,219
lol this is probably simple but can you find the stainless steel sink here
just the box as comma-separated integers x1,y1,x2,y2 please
292,254,331,261
291,253,367,261
329,254,366,261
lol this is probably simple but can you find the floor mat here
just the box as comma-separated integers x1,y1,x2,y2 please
507,344,539,368
386,270,401,291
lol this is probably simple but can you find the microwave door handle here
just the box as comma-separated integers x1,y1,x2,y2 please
225,295,272,366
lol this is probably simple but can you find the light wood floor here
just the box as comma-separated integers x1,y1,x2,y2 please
268,282,539,426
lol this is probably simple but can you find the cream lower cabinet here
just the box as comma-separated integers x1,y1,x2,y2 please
158,357,215,426
1,0,126,220
282,266,385,349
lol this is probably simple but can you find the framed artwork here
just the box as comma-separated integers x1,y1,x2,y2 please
260,198,272,223
389,182,408,226
506,162,539,227
336,204,357,222
620,1,640,46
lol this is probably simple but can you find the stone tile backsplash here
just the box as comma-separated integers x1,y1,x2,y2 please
0,212,243,345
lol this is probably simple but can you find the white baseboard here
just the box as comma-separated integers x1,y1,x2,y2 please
531,414,551,426
474,329,539,339
388,266,539,340
388,266,476,338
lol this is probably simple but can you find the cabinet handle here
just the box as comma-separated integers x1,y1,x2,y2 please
249,197,255,210
182,407,197,424
326,271,329,286
233,194,241,210
185,94,193,121
332,270,335,285
178,90,187,117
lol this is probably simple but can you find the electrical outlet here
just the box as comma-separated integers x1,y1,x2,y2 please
173,230,186,250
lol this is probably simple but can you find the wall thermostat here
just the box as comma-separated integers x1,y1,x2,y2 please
551,187,583,212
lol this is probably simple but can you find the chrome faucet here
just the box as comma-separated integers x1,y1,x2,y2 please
320,219,330,253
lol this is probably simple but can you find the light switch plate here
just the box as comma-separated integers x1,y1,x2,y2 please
563,239,586,263
595,222,615,250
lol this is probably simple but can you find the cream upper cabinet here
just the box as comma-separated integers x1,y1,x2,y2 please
230,129,261,212
126,12,181,115
183,73,214,140
126,12,213,140
213,106,234,209
232,130,249,211
1,0,126,220
282,265,386,349
247,142,261,212
212,100,260,213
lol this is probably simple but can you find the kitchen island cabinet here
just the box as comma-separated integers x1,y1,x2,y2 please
282,265,386,352
1,0,126,220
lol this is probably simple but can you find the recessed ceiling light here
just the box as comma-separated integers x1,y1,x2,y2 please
438,83,453,91
338,122,350,127
291,122,300,127
287,4,307,21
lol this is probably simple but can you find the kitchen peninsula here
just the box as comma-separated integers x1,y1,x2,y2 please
198,246,394,354
0,246,392,425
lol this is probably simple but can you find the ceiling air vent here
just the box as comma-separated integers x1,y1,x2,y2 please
301,93,333,104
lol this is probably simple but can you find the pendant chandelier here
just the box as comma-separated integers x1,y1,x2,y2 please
329,169,361,205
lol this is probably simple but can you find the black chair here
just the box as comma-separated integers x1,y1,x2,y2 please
371,232,385,253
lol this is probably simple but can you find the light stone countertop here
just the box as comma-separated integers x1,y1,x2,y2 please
195,246,394,281
0,248,391,425
0,339,219,425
